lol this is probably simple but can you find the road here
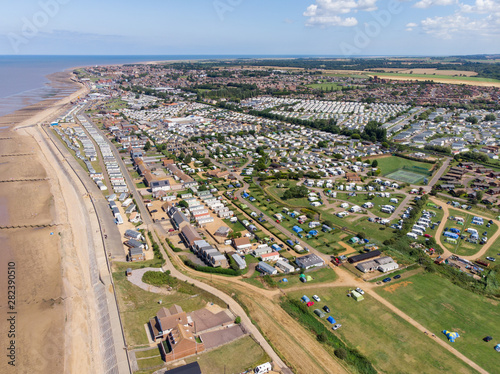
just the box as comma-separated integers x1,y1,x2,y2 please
425,157,451,192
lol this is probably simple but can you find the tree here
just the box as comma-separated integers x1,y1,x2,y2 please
203,158,211,167
352,133,361,140
234,316,241,324
476,191,484,202
144,140,151,151
465,116,478,124
484,114,496,122
178,200,189,208
371,160,378,168
283,185,309,200
335,348,347,360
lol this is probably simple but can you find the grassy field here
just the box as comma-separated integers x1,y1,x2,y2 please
306,82,342,91
376,156,433,177
286,285,478,374
275,267,337,288
182,336,269,374
377,272,500,373
442,208,498,256
367,71,500,83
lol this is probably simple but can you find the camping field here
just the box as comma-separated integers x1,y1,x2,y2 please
286,287,477,374
376,272,500,374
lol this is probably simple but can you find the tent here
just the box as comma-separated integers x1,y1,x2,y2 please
327,316,336,324
281,278,288,283
351,290,364,302
442,330,460,342
299,274,306,278
292,226,303,233
306,275,313,281
301,295,310,303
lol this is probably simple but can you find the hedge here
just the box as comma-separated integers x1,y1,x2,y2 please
183,259,241,276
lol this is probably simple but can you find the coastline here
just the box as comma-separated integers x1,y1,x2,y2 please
0,71,101,373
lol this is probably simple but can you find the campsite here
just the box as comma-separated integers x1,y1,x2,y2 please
377,272,500,373
286,287,476,374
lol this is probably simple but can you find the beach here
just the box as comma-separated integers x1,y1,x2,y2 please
0,72,104,374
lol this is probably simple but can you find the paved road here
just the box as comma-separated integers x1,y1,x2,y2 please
425,157,451,192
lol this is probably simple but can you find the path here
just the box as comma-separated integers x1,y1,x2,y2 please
127,268,172,295
424,157,451,192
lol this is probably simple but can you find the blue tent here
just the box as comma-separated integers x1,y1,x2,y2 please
301,295,310,303
442,330,460,342
293,226,303,233
309,230,318,236
282,278,288,282
327,316,336,324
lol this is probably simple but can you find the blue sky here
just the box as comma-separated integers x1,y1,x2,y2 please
0,0,498,56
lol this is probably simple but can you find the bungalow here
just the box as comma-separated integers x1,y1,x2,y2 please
275,259,295,273
260,251,280,262
233,237,252,251
256,261,277,275
295,253,325,269
180,225,202,248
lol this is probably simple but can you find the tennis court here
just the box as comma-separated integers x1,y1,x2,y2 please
385,169,427,184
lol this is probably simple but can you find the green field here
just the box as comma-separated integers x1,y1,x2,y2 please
369,71,500,83
286,286,478,374
442,208,498,256
182,336,269,374
306,82,342,91
377,273,500,374
376,156,433,176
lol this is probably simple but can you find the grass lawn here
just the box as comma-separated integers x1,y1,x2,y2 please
113,269,218,347
376,156,433,176
136,356,164,371
376,272,500,373
442,208,498,256
287,285,479,374
276,267,337,289
134,348,161,359
223,218,246,233
183,336,269,374
306,82,342,91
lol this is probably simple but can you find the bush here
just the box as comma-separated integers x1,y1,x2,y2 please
142,270,175,287
235,316,241,324
183,259,241,276
335,348,348,360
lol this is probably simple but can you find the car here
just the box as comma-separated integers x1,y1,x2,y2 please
484,336,493,342
383,277,392,283
355,288,365,295
393,274,402,279
168,228,174,232
276,219,280,223
332,324,342,330
424,234,432,238
486,257,496,262
323,305,330,313
150,209,158,213
312,295,321,302
178,241,183,244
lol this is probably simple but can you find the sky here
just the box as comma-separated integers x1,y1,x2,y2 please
0,0,498,56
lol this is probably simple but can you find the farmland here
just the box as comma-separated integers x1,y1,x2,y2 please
286,286,477,374
377,272,500,374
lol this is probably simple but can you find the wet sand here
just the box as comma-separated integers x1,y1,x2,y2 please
0,72,101,374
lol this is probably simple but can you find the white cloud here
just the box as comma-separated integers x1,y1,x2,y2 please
405,22,418,31
303,0,378,27
420,13,499,38
460,0,500,15
413,0,455,8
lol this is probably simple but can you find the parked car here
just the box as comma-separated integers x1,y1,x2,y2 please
323,305,330,313
313,295,321,302
393,274,402,279
424,234,432,238
355,288,365,295
486,257,496,262
332,324,342,330
383,277,392,283
168,228,175,232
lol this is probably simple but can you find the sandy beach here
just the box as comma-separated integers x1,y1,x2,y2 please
0,72,104,374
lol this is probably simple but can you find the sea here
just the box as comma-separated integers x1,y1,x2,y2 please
0,55,317,117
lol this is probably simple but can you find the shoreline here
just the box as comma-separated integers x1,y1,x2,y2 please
0,72,100,373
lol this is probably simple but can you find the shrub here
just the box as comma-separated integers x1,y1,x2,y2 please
335,348,348,360
235,316,241,324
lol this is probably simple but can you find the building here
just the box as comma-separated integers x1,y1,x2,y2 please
149,305,189,341
260,251,280,262
275,259,295,273
165,362,202,374
231,253,247,270
233,237,252,251
128,247,145,262
345,172,361,182
125,229,142,241
151,179,171,197
161,323,205,362
295,253,325,269
181,225,202,248
347,250,382,264
171,210,190,230
256,261,278,275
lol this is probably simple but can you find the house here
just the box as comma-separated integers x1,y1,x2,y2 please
260,251,280,262
181,225,202,248
161,323,205,362
129,247,145,262
171,210,190,230
275,259,295,273
151,179,171,197
149,305,189,341
345,172,361,182
256,261,278,275
124,229,142,241
233,237,252,251
295,253,325,269
231,253,247,270
348,250,382,264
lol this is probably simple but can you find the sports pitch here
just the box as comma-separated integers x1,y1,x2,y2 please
385,169,427,184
